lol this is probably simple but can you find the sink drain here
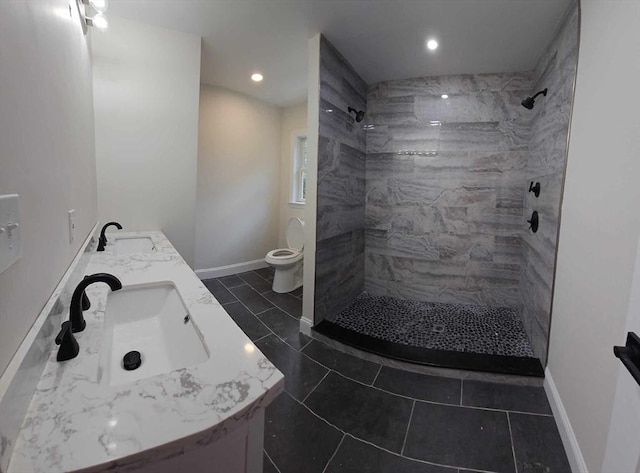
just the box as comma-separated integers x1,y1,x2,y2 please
123,350,142,371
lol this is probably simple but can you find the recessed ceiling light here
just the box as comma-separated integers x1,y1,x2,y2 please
251,73,263,82
427,39,438,51
441,94,449,99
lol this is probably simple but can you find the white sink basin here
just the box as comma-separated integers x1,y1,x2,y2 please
99,282,209,386
113,236,156,256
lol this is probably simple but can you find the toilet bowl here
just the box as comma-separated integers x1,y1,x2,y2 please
265,218,304,293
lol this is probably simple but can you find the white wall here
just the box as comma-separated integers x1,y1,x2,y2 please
279,102,307,247
0,0,97,376
195,86,282,271
92,17,201,266
547,1,640,471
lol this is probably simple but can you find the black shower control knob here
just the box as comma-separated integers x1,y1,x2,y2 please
529,181,541,198
527,211,539,233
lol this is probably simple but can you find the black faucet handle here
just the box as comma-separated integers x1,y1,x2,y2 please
55,321,69,345
56,321,79,361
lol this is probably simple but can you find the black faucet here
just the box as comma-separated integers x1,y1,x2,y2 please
97,221,123,251
56,273,123,362
70,273,122,332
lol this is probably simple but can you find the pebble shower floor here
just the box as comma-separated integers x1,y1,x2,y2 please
332,292,535,358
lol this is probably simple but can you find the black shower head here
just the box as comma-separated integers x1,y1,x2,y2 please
521,88,548,110
348,107,365,122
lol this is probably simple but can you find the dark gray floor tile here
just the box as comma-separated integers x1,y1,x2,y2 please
304,372,413,453
217,274,245,288
238,271,273,293
263,453,279,473
255,267,275,281
257,307,312,350
229,284,274,314
222,302,270,341
325,435,456,473
255,334,328,401
262,291,302,318
302,340,380,384
462,380,552,414
265,391,343,473
510,413,571,473
404,402,515,473
291,286,303,298
202,279,237,305
374,366,461,404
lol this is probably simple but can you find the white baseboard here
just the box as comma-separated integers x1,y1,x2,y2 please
544,368,589,473
195,259,268,280
299,317,313,336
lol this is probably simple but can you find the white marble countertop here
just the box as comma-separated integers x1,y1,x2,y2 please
8,231,284,473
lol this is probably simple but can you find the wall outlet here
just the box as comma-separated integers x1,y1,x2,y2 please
68,209,76,244
0,194,23,273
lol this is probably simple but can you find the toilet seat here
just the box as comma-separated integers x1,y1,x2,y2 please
265,218,305,266
265,248,303,264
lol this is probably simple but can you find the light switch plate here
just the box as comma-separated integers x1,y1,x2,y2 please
0,194,23,273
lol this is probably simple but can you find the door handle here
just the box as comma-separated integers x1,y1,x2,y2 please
614,332,640,386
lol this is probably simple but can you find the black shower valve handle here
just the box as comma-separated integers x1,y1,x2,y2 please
527,211,539,233
528,181,541,198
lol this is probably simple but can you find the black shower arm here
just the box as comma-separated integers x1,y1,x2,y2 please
531,88,548,100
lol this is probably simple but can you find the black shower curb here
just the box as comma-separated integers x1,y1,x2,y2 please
314,320,545,377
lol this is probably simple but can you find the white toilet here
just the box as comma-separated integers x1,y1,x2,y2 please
265,218,304,293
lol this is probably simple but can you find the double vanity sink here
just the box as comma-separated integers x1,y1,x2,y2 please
6,231,284,473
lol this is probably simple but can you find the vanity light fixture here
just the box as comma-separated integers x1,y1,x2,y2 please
441,94,449,99
75,0,109,34
426,39,438,51
251,73,264,82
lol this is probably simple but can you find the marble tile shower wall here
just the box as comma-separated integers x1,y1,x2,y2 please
314,36,367,323
521,1,579,364
364,72,534,309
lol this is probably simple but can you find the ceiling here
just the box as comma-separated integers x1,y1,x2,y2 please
108,0,573,107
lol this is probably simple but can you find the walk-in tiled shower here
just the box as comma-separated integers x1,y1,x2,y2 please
314,1,578,376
